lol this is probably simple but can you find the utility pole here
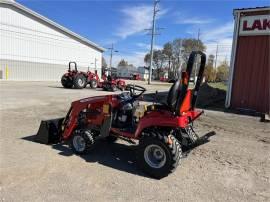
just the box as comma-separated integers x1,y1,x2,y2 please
194,28,200,83
148,0,160,85
214,43,219,69
178,39,183,76
108,43,118,75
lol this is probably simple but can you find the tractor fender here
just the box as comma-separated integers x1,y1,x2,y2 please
134,109,203,138
134,110,182,138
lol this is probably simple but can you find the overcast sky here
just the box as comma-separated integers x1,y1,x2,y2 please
17,0,269,67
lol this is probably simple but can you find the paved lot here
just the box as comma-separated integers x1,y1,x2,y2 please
0,81,269,202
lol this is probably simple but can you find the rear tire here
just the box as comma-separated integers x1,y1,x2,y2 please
61,75,73,88
74,75,86,89
71,130,94,154
136,130,182,179
90,79,98,89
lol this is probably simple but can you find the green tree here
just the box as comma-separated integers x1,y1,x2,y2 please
204,54,216,82
144,50,166,79
165,38,206,78
204,65,216,82
162,42,173,78
216,60,229,82
144,38,206,79
207,54,215,67
117,59,129,67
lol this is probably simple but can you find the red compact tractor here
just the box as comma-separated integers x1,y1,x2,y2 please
36,51,209,178
61,62,99,89
131,73,141,80
99,75,126,92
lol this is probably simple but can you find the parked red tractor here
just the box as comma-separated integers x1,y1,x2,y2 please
99,75,126,92
36,51,208,178
61,62,99,89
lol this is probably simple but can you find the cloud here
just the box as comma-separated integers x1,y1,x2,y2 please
176,17,213,25
202,21,234,43
187,21,234,65
116,4,167,39
136,42,162,50
104,51,146,67
174,11,213,25
202,22,234,65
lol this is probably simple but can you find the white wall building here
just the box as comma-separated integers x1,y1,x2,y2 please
117,65,137,78
0,0,105,80
137,66,149,80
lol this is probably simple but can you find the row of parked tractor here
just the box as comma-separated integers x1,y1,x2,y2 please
61,62,126,92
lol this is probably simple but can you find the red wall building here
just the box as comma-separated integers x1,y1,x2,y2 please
226,7,270,115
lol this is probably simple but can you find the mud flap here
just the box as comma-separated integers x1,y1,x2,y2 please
35,118,64,144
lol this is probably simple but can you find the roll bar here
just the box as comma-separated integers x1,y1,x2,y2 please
68,62,78,72
175,51,206,115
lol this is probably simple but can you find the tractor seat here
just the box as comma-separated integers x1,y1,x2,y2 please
149,79,182,113
166,79,181,111
107,75,112,81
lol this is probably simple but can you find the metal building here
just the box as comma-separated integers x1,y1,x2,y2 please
226,7,270,115
0,0,105,80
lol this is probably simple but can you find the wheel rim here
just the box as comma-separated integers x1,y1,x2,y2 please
92,81,97,87
144,144,166,169
78,79,84,86
73,135,86,152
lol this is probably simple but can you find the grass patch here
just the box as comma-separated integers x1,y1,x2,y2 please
208,82,227,91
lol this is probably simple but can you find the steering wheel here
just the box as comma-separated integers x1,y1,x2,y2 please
126,84,146,98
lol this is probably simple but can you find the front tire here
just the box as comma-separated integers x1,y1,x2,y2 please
90,79,98,89
71,130,94,154
137,130,182,179
74,74,86,89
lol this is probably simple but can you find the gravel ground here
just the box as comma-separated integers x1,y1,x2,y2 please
0,81,269,202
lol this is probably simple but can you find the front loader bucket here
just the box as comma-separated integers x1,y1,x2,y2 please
35,118,64,144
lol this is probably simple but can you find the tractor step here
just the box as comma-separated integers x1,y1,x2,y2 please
35,118,64,144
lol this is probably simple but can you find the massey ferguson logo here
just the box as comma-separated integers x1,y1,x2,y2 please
240,15,270,36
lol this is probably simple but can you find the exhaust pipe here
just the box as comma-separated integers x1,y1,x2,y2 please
35,118,64,144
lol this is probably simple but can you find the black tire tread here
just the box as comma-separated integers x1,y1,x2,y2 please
71,130,94,154
90,79,98,89
61,75,73,88
137,129,182,178
73,74,86,89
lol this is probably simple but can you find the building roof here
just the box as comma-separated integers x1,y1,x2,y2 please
233,6,270,14
0,0,105,52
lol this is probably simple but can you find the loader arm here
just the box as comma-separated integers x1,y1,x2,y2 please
61,96,113,140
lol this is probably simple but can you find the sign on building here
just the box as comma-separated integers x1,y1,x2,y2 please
239,15,270,36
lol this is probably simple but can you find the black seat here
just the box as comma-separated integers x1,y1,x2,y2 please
107,75,112,81
166,79,182,111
